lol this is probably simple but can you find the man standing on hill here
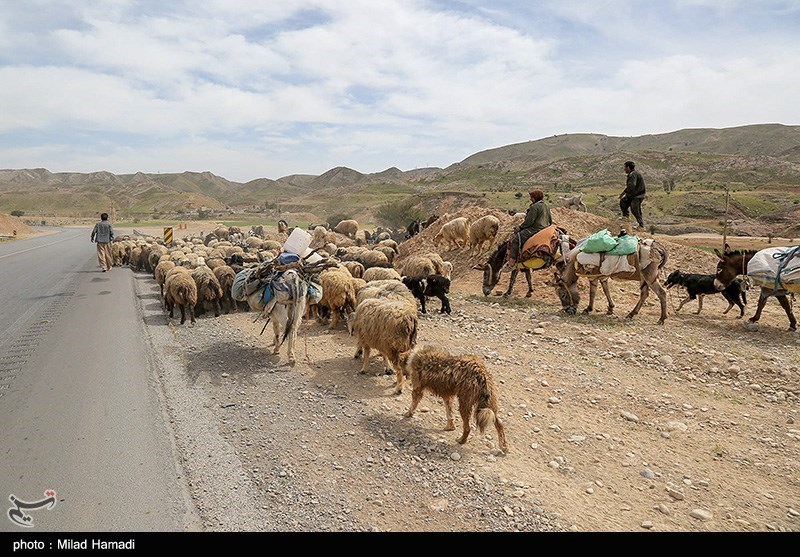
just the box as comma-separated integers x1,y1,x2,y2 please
619,160,646,229
502,189,552,272
91,212,115,272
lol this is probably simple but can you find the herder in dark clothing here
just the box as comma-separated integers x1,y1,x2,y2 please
619,160,646,229
503,189,552,272
91,212,115,272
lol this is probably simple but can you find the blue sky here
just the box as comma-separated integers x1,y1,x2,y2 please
1,0,798,183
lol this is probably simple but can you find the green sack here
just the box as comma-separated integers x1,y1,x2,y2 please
608,235,639,256
582,229,618,253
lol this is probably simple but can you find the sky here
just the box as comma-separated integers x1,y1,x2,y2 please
1,0,798,183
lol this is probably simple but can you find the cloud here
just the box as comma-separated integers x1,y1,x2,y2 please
0,1,797,182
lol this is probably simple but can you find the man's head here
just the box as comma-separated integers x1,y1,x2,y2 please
100,212,109,221
624,161,635,173
529,189,544,202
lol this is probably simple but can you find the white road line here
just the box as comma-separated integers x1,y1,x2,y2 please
0,231,82,260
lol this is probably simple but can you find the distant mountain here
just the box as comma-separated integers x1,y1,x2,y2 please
1,123,799,236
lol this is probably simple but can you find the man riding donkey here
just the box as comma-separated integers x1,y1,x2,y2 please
502,189,552,273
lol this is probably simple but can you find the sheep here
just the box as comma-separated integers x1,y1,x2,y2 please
354,229,368,246
376,238,399,252
245,236,265,250
442,261,453,280
191,266,224,318
363,267,402,282
129,246,144,271
316,268,358,329
111,241,126,267
425,252,447,276
372,245,396,264
213,226,229,241
205,256,227,270
249,224,265,238
341,260,365,278
433,217,469,251
213,264,237,314
154,259,176,305
310,226,328,249
355,279,416,308
277,219,289,234
334,219,359,237
468,214,501,255
164,267,198,325
399,255,436,278
262,240,283,252
346,297,418,394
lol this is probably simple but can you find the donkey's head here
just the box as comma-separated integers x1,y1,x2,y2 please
713,244,753,291
473,240,507,296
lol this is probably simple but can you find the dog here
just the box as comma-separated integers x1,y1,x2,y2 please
400,344,508,453
664,270,747,317
558,193,587,212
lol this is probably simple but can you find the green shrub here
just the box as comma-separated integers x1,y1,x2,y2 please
10,210,24,217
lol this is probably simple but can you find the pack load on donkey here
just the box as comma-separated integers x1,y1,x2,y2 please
476,224,575,297
572,228,645,276
745,245,800,294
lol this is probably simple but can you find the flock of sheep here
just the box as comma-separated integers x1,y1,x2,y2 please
109,212,509,451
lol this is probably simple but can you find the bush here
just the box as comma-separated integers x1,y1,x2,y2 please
10,210,24,217
374,200,423,228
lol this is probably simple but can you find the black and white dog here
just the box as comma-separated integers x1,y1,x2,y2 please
664,270,747,318
401,274,451,314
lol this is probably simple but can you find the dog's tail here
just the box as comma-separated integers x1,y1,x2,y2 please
476,407,497,434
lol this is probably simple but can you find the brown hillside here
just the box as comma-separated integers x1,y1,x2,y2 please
0,212,34,237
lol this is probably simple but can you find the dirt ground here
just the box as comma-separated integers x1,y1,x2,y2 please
127,209,799,532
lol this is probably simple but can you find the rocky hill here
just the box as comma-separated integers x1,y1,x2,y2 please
1,124,799,237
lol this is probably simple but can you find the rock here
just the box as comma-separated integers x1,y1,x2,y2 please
640,468,656,479
657,503,670,515
690,509,713,521
665,421,688,432
788,507,799,517
532,328,546,335
450,452,461,461
621,411,640,423
657,355,674,366
548,397,561,404
666,486,684,500
641,521,654,529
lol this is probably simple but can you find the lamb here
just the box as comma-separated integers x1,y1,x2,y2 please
164,267,198,325
191,266,224,317
402,274,452,314
468,215,501,255
363,267,402,282
213,264,237,314
400,344,508,453
433,217,469,251
334,219,359,238
346,297,418,394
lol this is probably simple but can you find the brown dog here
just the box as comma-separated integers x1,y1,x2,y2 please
400,344,508,454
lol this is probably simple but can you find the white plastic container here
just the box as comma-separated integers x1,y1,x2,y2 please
282,227,312,255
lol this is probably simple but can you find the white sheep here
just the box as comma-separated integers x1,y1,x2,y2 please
362,267,402,282
433,217,469,251
346,298,418,394
398,255,436,278
468,214,501,255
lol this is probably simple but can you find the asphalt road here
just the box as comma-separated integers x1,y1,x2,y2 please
0,229,198,532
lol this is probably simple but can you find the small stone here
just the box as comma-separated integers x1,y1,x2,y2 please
621,411,640,423
787,507,799,517
665,421,688,432
641,521,654,529
503,506,514,516
690,509,713,521
657,355,673,366
450,452,462,461
657,503,670,515
532,328,546,335
221,373,229,378
666,486,684,501
586,487,594,494
640,468,656,479
548,397,561,404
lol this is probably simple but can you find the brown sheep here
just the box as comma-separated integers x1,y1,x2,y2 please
154,259,176,305
316,268,358,330
363,267,402,282
468,214,501,255
342,260,365,278
433,217,469,251
213,265,237,314
191,266,224,317
164,267,197,324
334,219,359,237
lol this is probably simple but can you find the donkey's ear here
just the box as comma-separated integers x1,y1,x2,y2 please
713,248,725,260
724,243,732,253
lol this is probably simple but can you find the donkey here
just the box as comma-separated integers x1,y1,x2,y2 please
713,245,797,331
552,239,669,324
245,269,309,365
474,227,573,298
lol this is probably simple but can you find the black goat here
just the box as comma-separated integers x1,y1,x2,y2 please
402,274,452,314
664,270,747,318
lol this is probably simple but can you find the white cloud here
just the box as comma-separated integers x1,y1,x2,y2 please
0,1,797,182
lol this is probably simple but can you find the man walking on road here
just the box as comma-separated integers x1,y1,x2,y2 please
91,212,115,272
619,160,646,229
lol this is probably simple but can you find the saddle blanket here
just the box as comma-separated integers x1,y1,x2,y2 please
747,245,800,294
518,224,564,264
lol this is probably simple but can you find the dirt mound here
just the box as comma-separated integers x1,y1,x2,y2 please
0,212,34,237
